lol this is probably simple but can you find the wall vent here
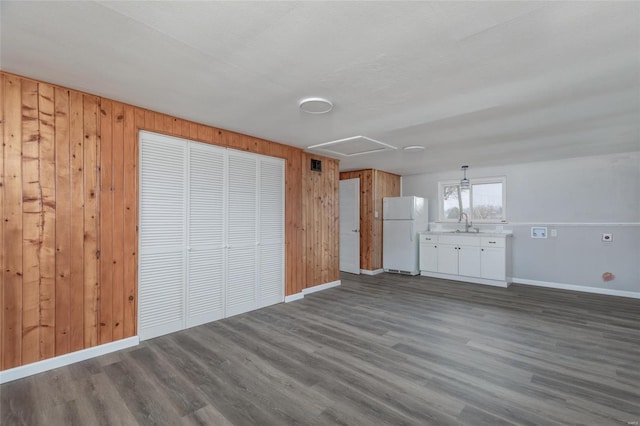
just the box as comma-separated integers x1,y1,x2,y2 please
310,159,322,172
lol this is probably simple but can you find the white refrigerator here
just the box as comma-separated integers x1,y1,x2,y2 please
382,196,428,275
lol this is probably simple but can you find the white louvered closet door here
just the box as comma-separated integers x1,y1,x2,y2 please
138,133,187,340
226,151,258,317
186,142,226,328
258,158,285,308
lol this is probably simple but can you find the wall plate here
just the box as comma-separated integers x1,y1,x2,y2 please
531,227,547,239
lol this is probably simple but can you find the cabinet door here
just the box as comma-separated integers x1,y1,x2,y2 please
420,244,438,272
186,142,226,328
437,245,458,275
458,246,481,277
226,151,258,317
481,247,506,281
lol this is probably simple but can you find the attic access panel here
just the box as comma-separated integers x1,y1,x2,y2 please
308,136,397,157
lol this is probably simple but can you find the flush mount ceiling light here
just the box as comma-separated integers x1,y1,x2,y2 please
299,97,333,114
460,165,470,189
403,145,425,151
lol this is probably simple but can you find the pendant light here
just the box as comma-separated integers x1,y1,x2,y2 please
460,165,470,189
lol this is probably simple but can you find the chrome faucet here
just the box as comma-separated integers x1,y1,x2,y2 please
459,212,473,232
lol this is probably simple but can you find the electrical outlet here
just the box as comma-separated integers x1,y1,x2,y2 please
550,229,557,237
602,233,613,242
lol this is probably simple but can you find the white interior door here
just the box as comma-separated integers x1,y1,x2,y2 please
186,142,226,328
340,178,360,274
138,133,187,340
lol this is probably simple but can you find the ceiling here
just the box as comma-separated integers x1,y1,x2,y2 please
2,1,639,175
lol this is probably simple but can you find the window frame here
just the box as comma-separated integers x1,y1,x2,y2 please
437,176,507,223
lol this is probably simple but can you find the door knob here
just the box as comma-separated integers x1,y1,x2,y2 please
352,229,359,233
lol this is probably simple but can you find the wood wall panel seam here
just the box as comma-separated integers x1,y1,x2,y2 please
82,95,100,348
54,87,71,356
112,102,125,342
21,79,40,365
68,90,85,353
123,105,139,338
38,83,56,360
99,99,114,345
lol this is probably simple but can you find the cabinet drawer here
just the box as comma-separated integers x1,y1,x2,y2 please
481,237,505,248
421,234,437,243
439,235,480,246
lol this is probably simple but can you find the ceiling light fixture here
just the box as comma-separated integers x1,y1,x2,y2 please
299,97,333,114
403,145,425,151
460,165,470,189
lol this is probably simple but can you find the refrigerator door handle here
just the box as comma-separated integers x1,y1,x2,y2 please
410,222,414,241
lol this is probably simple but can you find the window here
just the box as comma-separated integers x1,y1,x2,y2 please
438,177,506,222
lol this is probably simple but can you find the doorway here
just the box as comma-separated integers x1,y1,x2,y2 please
339,178,360,274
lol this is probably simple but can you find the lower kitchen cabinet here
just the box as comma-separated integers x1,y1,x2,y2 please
419,232,512,287
480,247,506,281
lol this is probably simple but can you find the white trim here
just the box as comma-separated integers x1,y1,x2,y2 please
512,278,640,299
0,337,140,384
420,271,510,288
284,280,342,303
360,268,384,275
303,280,341,295
284,293,304,303
499,222,640,227
431,222,640,227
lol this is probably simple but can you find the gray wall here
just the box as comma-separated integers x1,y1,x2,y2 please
401,151,640,293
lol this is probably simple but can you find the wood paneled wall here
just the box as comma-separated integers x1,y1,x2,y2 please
0,71,334,370
302,154,340,288
372,170,401,270
339,169,400,271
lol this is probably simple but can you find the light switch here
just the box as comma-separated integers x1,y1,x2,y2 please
374,210,379,218
550,229,557,237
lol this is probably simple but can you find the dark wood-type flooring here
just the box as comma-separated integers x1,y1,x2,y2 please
2,273,639,425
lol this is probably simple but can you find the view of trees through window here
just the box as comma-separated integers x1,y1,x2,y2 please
441,179,504,222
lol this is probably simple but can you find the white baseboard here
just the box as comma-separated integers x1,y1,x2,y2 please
303,280,341,295
360,269,384,275
512,278,640,299
284,293,304,303
0,336,140,384
420,271,509,288
285,280,342,303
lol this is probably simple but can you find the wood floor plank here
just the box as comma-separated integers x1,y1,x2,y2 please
2,273,639,425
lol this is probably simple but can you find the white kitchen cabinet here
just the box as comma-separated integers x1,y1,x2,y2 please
139,131,284,341
420,232,512,287
436,245,458,275
458,246,481,277
419,234,438,272
480,247,505,281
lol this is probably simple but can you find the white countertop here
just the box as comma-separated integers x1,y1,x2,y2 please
421,231,512,238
